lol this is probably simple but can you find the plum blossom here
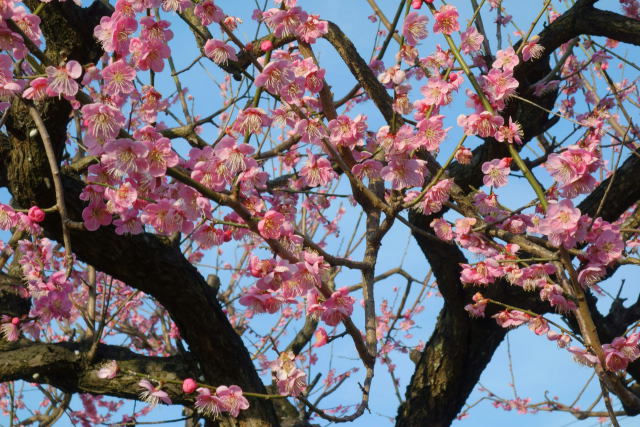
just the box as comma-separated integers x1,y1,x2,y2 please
194,387,226,418
204,39,238,65
495,117,523,144
255,60,295,94
96,360,118,379
215,385,250,417
194,0,224,25
458,112,504,138
138,380,172,407
481,157,511,188
313,327,329,347
464,292,489,317
602,334,640,371
538,199,582,248
300,151,337,187
0,315,19,341
101,60,136,95
493,310,530,328
321,287,355,326
433,5,459,35
272,351,307,396
258,210,286,240
492,47,519,71
522,35,545,61
45,60,81,97
402,12,428,46
381,159,426,189
297,14,328,44
460,26,484,55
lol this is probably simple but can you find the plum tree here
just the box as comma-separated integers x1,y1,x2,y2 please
2,0,640,426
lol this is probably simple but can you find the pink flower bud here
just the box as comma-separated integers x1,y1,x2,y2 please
11,317,19,325
27,206,45,222
411,0,423,8
182,378,197,394
260,40,273,52
455,147,473,165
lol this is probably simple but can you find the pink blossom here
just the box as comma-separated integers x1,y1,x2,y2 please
402,12,428,46
540,283,576,313
481,157,511,188
22,77,49,101
140,16,174,42
297,14,328,44
45,60,81,97
538,199,581,248
381,159,425,189
460,27,484,55
105,181,138,212
272,351,307,397
433,5,459,35
214,385,249,417
204,39,238,65
430,218,453,241
101,60,136,95
416,114,449,151
522,35,545,61
141,199,192,235
82,202,112,231
0,204,17,229
262,7,308,38
495,117,523,144
420,76,453,107
455,147,473,164
94,15,137,54
464,292,489,318
492,47,519,71
239,286,284,314
82,103,126,141
313,327,329,347
527,316,550,336
458,112,504,138
255,60,295,94
378,65,406,87
138,379,172,406
602,335,640,371
194,0,224,25
258,210,286,240
567,346,598,367
352,159,383,181
481,69,519,106
300,151,337,187
492,310,530,328
130,38,170,72
460,259,503,285
328,114,367,148
97,360,118,379
102,138,149,177
233,108,271,135
260,40,273,51
321,287,355,326
194,387,226,418
0,315,19,341
418,178,453,215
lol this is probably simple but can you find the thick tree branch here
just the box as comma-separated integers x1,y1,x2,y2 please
0,339,195,404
